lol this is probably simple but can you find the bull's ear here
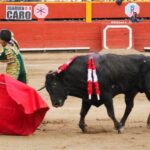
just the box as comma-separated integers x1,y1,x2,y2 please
48,70,53,74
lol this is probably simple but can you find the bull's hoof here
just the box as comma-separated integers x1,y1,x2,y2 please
79,124,88,133
114,123,124,134
147,113,150,127
118,126,124,134
81,127,88,133
114,123,122,130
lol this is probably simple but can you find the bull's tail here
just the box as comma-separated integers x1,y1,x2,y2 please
37,85,45,91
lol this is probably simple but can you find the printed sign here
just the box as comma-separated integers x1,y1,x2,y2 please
34,4,48,19
125,3,140,17
6,5,32,20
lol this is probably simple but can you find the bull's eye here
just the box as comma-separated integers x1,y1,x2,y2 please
51,82,57,88
53,82,57,86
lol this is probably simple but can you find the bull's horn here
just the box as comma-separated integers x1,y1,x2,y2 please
47,70,57,75
37,85,46,91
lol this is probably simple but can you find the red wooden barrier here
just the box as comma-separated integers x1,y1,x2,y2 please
0,2,150,51
92,2,150,18
0,21,102,51
0,2,86,20
0,2,150,20
0,20,150,51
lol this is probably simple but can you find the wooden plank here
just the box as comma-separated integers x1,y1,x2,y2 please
20,47,90,52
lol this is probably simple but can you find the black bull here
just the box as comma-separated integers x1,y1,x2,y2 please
44,54,150,133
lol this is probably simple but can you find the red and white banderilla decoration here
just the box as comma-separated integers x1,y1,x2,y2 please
87,57,100,100
87,57,93,100
57,56,77,74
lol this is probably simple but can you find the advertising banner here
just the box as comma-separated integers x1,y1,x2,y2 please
6,5,32,20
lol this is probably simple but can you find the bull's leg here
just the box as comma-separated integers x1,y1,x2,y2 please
104,94,123,134
79,100,91,133
120,93,136,127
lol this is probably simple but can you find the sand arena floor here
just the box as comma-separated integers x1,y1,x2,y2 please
0,49,150,150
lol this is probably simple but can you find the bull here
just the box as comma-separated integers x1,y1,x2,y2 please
44,53,150,133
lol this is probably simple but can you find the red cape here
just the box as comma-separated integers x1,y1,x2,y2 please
0,74,49,135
